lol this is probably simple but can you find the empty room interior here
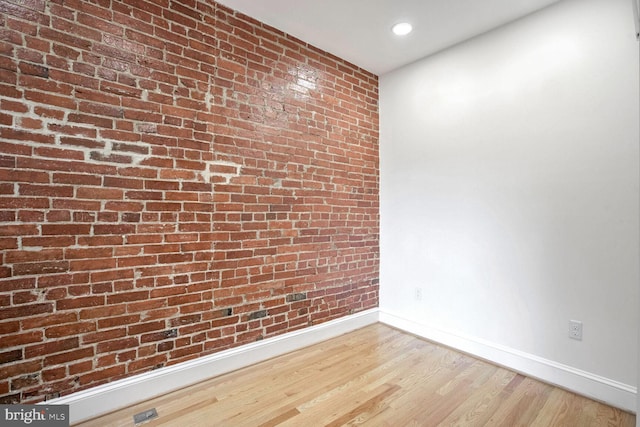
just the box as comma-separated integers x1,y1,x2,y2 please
1,0,639,425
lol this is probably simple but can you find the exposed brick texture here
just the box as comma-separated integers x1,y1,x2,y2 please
0,0,379,402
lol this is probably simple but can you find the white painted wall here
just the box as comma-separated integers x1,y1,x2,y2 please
380,0,639,404
636,2,640,425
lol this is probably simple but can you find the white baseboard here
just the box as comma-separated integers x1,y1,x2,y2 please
379,309,637,413
47,308,379,425
46,307,636,424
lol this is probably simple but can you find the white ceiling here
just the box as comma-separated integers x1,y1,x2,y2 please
216,0,561,75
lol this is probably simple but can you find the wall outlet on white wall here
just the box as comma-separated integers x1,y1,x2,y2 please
569,320,583,340
414,287,423,301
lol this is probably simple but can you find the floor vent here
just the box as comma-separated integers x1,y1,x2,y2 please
133,408,158,425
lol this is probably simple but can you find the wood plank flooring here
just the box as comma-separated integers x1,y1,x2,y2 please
76,324,635,426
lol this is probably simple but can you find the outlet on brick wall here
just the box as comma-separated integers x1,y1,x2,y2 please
0,0,379,404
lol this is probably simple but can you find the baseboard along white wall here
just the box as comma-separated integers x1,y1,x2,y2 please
379,310,637,413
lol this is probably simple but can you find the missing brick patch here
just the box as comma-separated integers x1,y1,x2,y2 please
163,328,178,339
286,292,307,302
247,309,267,320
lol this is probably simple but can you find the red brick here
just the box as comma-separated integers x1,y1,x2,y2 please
41,367,65,382
25,337,79,359
95,354,117,369
1,331,43,348
67,113,113,128
79,305,126,320
81,328,126,344
45,321,96,338
78,365,125,386
41,224,91,236
0,277,35,292
44,347,94,366
127,354,167,373
21,312,78,330
106,290,150,304
97,315,140,329
127,320,166,335
56,296,104,310
11,291,39,305
0,0,379,404
12,261,69,276
68,258,117,272
96,337,139,353
24,89,76,110
0,304,53,321
68,360,93,375
0,321,20,335
0,360,42,381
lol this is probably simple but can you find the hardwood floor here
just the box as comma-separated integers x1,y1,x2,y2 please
76,324,635,426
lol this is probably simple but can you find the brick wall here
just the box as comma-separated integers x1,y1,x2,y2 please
0,0,379,403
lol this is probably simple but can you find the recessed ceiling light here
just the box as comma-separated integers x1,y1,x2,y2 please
392,22,413,36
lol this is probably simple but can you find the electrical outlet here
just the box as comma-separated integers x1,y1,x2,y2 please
414,287,423,301
569,320,583,340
